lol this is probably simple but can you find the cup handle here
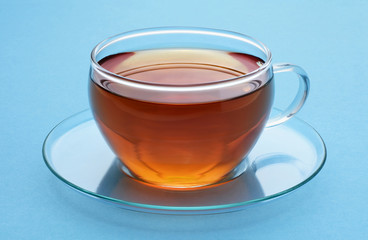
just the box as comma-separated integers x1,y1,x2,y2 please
266,63,310,128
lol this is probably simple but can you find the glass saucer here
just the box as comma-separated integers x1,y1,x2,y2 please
43,109,326,215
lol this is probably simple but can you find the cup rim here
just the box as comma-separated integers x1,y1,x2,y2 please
91,26,272,88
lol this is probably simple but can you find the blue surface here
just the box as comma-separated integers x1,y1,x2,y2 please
1,0,367,239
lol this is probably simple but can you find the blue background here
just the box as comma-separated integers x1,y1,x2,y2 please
1,0,367,239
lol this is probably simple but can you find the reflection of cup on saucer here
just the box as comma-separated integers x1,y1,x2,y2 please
89,27,310,189
97,158,265,208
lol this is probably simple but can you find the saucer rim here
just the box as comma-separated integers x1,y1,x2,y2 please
42,108,327,214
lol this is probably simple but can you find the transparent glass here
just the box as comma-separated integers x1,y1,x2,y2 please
89,27,310,189
42,109,326,214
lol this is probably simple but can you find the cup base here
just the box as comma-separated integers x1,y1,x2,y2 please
117,158,249,190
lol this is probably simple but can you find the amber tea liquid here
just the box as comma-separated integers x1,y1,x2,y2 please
90,49,274,188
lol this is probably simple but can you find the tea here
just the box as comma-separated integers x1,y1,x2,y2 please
90,48,274,188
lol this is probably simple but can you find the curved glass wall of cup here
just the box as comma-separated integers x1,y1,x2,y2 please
42,109,326,214
90,27,273,104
